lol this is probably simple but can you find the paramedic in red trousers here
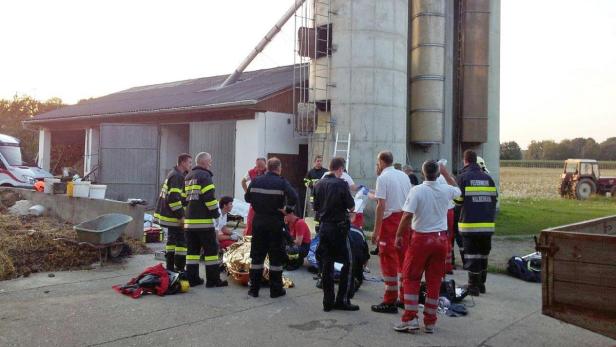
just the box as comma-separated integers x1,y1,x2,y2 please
184,152,228,288
394,160,461,334
154,153,192,272
241,157,267,236
456,150,498,296
371,151,412,314
245,157,298,298
313,157,359,312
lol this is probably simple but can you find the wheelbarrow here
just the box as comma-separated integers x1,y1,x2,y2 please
55,213,133,266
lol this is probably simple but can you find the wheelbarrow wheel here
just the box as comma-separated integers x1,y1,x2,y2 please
108,244,124,258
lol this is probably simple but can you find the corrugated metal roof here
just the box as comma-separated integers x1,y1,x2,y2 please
31,64,301,121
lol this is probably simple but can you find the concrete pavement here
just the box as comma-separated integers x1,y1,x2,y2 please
0,255,613,347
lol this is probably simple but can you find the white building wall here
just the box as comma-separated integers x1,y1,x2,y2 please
234,112,307,198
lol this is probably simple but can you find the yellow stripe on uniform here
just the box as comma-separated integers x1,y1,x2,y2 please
168,188,183,194
169,201,183,208
201,184,215,194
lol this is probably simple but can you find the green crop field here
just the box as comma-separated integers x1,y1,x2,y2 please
497,167,616,235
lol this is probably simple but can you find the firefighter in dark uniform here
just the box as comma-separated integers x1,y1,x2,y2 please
245,157,298,298
313,157,359,312
183,152,228,288
154,153,192,272
456,150,497,296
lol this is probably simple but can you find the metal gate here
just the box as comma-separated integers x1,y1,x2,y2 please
189,121,236,197
99,124,159,206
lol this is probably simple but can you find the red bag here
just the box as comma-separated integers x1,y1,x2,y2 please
113,263,170,298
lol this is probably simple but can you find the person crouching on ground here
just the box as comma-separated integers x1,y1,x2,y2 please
216,196,241,250
283,207,311,271
394,160,461,334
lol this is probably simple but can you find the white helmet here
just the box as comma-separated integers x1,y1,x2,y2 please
476,156,489,173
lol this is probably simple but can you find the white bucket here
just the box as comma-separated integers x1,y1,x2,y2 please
73,181,91,198
89,184,107,200
43,178,60,194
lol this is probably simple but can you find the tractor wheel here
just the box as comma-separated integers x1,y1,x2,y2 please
574,179,596,200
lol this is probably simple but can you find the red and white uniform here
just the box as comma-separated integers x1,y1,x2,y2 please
244,167,266,236
375,166,412,304
401,180,461,326
437,175,456,274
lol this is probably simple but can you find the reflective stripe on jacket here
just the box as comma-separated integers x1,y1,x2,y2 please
184,166,220,229
154,167,186,227
456,163,497,235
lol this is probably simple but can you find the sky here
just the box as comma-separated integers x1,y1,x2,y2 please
1,0,615,149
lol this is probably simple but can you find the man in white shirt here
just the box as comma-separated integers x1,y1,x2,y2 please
215,196,240,250
371,151,412,314
393,160,461,334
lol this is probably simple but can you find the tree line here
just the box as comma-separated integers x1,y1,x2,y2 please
501,138,616,161
0,95,64,164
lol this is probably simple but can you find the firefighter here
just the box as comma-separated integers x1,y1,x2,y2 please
371,151,412,314
456,150,498,296
245,157,298,298
313,157,358,311
183,152,227,288
304,154,328,187
154,153,192,272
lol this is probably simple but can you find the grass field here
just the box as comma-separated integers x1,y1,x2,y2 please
497,167,616,235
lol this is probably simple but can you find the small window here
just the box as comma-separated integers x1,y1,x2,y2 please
565,161,577,173
580,163,593,176
593,164,600,177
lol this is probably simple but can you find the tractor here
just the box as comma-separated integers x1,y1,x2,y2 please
559,159,616,200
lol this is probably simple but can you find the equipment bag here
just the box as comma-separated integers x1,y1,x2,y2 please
113,263,170,298
507,252,541,283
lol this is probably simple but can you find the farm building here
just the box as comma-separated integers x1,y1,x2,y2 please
25,0,501,206
24,65,309,205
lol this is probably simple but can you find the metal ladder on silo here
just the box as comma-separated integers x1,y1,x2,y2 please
333,132,351,168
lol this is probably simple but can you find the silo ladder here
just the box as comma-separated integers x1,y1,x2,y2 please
333,132,351,169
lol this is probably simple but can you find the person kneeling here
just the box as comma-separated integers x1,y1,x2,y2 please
283,207,311,271
216,196,241,251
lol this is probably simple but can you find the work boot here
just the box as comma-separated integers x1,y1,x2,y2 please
334,302,360,311
174,255,186,272
479,270,487,294
371,302,398,314
186,264,204,287
466,272,481,296
269,270,286,298
165,252,175,271
205,265,228,288
248,268,262,297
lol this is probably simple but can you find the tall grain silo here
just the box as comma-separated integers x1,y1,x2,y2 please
294,0,500,185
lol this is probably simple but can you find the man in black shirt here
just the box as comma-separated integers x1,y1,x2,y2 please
245,157,298,298
403,165,420,186
304,155,327,187
313,157,358,312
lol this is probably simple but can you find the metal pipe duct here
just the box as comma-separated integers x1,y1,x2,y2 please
409,0,446,144
459,0,490,143
219,0,307,89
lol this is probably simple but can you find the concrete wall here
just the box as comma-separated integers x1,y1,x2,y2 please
234,112,307,198
2,188,145,239
311,0,408,186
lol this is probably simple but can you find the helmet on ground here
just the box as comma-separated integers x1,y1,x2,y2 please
476,156,489,173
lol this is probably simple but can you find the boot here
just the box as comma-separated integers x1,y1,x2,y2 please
479,270,487,294
165,252,175,271
466,272,481,296
269,270,286,298
248,268,262,297
174,254,186,272
186,264,204,287
205,265,228,288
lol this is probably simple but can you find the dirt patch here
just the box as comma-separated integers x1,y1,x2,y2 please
0,213,150,281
